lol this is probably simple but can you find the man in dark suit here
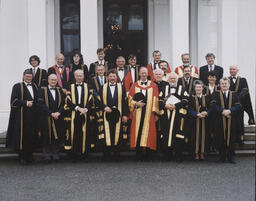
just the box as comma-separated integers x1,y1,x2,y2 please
199,53,223,85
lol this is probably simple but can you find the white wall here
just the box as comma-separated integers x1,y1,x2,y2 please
0,0,57,133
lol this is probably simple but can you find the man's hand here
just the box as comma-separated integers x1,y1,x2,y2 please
122,116,128,123
62,88,67,94
51,112,59,120
200,111,208,118
222,109,231,117
154,115,159,122
197,113,203,118
78,108,88,115
165,103,175,111
136,100,145,108
27,101,33,107
104,106,112,113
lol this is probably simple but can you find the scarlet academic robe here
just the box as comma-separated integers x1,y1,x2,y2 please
65,83,94,154
98,83,129,148
177,76,198,94
211,91,241,150
114,67,129,85
48,65,72,89
124,65,140,93
128,81,161,151
158,84,189,150
6,82,39,151
174,65,199,78
38,87,65,146
30,67,48,87
188,95,212,154
146,61,171,81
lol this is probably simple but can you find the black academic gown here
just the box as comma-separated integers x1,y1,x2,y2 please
69,63,89,83
98,83,129,150
30,67,48,88
188,95,212,155
211,91,241,152
6,82,39,153
158,85,189,152
177,76,198,94
38,87,65,146
229,76,255,127
65,83,94,154
88,61,111,79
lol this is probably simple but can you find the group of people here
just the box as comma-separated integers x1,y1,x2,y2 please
6,48,255,165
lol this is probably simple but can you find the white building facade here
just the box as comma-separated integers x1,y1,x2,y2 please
0,0,255,132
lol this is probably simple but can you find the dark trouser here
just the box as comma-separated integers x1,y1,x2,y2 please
19,148,33,162
219,145,234,161
43,142,60,160
136,147,152,161
175,138,184,159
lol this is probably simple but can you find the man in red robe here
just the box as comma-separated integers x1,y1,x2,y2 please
174,53,199,78
128,67,162,161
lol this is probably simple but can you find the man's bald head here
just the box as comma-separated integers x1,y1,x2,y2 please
56,53,65,66
229,65,239,76
48,73,58,87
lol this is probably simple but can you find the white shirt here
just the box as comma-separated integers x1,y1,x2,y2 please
48,85,56,101
109,83,116,98
131,66,136,83
209,85,215,94
98,59,105,65
98,76,105,86
117,67,125,81
222,90,229,98
185,77,190,84
57,65,63,73
76,83,82,104
24,81,34,99
232,75,237,84
170,88,176,94
208,64,215,71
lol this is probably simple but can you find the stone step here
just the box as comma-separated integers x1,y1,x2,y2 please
244,125,256,133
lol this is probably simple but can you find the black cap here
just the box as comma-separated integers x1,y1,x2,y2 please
106,107,120,124
133,92,146,103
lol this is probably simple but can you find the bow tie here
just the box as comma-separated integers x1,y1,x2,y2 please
26,83,32,86
141,81,147,85
170,87,176,89
232,77,236,80
76,84,82,87
118,68,124,71
50,87,56,90
131,66,136,69
110,84,116,87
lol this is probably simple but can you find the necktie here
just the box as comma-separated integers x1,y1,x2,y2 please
100,77,103,85
110,83,116,87
141,81,147,85
118,68,124,71
210,65,212,71
76,84,82,87
186,78,189,85
27,83,32,86
33,68,36,77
